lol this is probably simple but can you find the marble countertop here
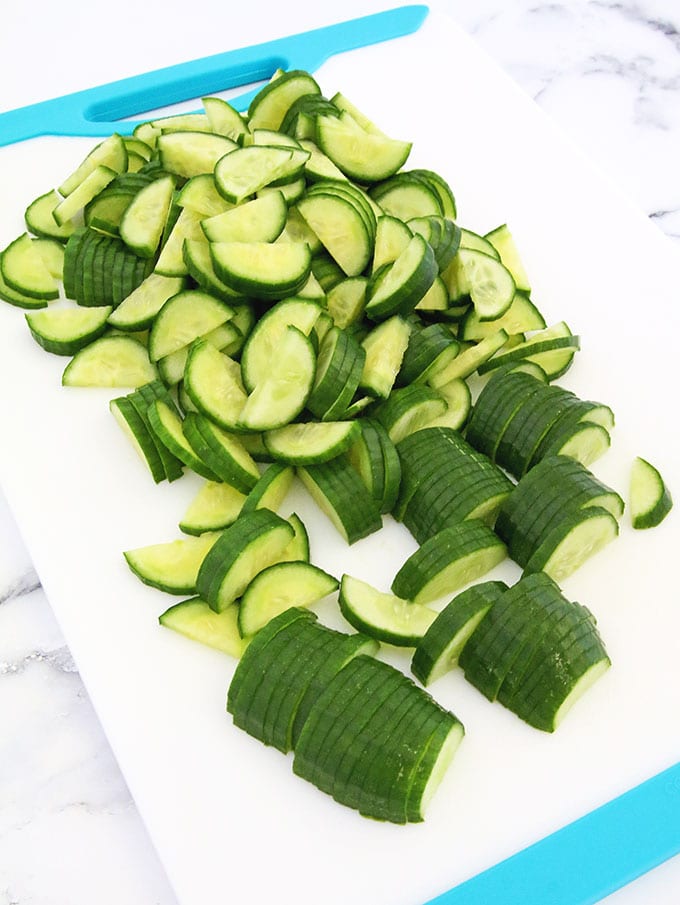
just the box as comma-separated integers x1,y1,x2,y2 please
2,1,680,903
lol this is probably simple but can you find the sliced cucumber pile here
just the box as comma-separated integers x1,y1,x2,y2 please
1,66,671,824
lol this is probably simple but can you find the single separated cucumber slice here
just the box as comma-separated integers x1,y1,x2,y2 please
366,235,437,321
411,581,507,686
391,521,507,606
630,456,673,529
157,131,237,179
149,289,233,362
457,248,515,321
316,114,411,183
25,189,75,241
240,462,295,515
248,69,321,131
119,175,174,258
62,335,157,387
201,192,287,243
484,223,531,293
179,480,246,535
124,532,221,593
214,146,310,204
202,96,248,140
1,233,60,300
196,508,295,612
159,597,246,657
211,240,311,300
428,329,509,386
360,315,412,398
238,561,339,636
297,191,373,278
107,273,185,332
25,306,112,355
184,341,247,430
263,420,360,465
339,574,437,646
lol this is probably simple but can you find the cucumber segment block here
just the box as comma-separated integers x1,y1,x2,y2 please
159,597,245,657
411,581,507,686
298,458,382,544
196,508,295,611
124,532,221,594
179,480,246,535
630,456,673,529
110,395,166,483
391,520,507,605
25,306,112,355
263,420,360,465
62,336,157,388
338,574,437,646
238,561,339,636
347,418,401,514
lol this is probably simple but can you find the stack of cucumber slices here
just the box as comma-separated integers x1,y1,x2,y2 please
0,66,673,824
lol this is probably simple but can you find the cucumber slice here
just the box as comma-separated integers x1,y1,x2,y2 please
484,223,531,293
360,315,412,398
202,96,248,140
1,233,60,300
155,208,204,277
124,532,221,594
184,341,247,430
179,481,246,535
391,520,507,605
421,378,471,431
365,235,437,321
25,306,112,355
62,335,157,388
157,131,237,179
428,329,509,385
630,456,673,529
159,597,245,657
338,574,437,646
196,508,295,612
110,395,167,483
176,174,233,218
316,114,411,183
214,146,309,204
54,165,117,226
201,192,287,243
240,463,295,515
411,581,506,686
370,172,442,220
107,273,185,332
375,384,447,444
263,420,360,465
248,70,321,131
460,291,545,341
297,192,372,278
149,289,233,361
456,248,515,321
119,175,174,258
211,240,311,300
238,326,315,431
25,189,75,241
58,133,127,197
238,561,339,636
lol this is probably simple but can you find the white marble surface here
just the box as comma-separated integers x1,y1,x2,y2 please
2,1,680,903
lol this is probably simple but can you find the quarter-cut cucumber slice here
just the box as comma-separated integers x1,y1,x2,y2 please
629,456,673,529
25,306,112,355
184,341,247,430
211,240,311,300
124,532,221,593
119,175,174,258
238,561,339,636
411,581,506,686
196,508,295,611
62,335,157,387
391,520,507,605
338,574,437,646
1,233,60,300
179,481,246,535
263,420,360,465
159,597,245,657
149,289,233,361
316,114,411,183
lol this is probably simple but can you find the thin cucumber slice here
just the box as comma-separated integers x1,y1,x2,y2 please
107,273,185,332
0,258,49,309
411,581,506,686
316,114,411,183
456,248,515,321
240,463,295,515
196,508,295,612
25,189,75,240
375,384,447,444
146,399,218,480
182,413,260,492
54,165,118,226
149,289,233,361
369,172,442,220
372,215,412,273
326,276,367,329
276,513,310,564
201,192,287,243
248,70,321,131
484,223,531,293
237,326,316,431
360,315,412,398
297,192,372,278
119,175,174,258
240,298,321,392
214,146,309,204
110,395,167,483
59,133,127,196
179,480,246,535
238,561,339,636
263,420,360,465
176,174,233,218
460,291,545,341
211,240,311,300
523,505,619,582
155,207,204,277
421,378,471,431
62,335,157,387
157,131,237,179
184,341,247,430
391,521,507,605
202,96,248,140
159,597,245,657
630,456,673,529
338,575,437,647
1,233,60,299
428,329,509,385
298,458,382,544
25,306,112,355
124,532,221,594
365,235,437,321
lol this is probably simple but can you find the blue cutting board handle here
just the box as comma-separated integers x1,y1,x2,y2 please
427,760,680,905
0,5,428,146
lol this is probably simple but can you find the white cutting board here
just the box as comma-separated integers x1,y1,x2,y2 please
1,4,680,905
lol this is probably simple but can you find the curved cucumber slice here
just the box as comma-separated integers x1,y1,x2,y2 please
630,456,673,529
124,532,221,594
159,597,245,657
26,306,112,355
62,335,157,388
338,574,437,647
